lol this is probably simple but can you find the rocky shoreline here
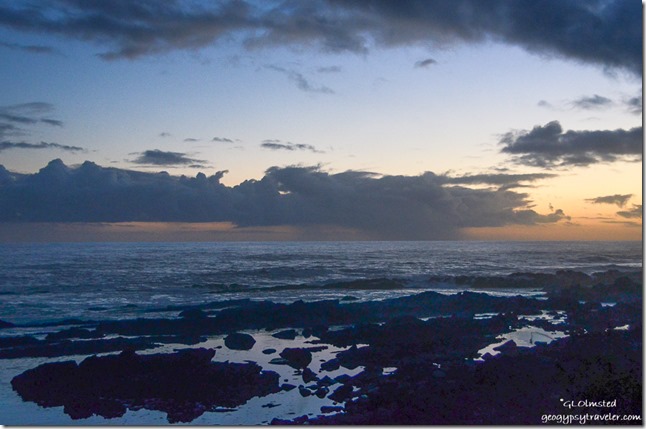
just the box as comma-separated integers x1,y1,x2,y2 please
1,269,642,425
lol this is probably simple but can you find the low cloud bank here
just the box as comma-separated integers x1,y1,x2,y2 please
0,160,567,240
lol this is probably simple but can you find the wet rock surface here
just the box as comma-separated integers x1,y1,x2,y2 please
301,328,641,425
224,332,256,350
272,329,298,340
11,348,280,423
280,348,312,369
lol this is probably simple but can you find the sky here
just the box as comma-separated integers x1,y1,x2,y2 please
0,0,642,242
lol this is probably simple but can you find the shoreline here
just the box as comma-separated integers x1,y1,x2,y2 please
0,268,642,425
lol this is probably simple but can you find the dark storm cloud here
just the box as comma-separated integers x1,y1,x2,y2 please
616,205,642,219
415,58,437,68
0,141,85,153
266,65,334,94
0,0,253,60
499,121,643,168
130,149,207,167
570,94,613,110
585,194,632,208
261,140,323,153
0,1,638,75
0,160,569,239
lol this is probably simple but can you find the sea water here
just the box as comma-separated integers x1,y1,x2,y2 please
0,240,641,325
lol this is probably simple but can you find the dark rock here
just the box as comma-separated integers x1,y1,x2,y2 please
311,325,329,338
272,414,309,425
298,386,311,397
280,348,312,369
302,367,318,383
303,345,328,353
224,333,256,351
272,329,298,340
328,384,354,403
493,340,518,355
320,358,341,372
281,383,296,391
321,405,344,414
178,308,208,320
334,374,351,384
269,358,290,365
0,319,15,329
262,348,277,355
11,348,280,423
46,328,104,341
0,337,163,359
0,335,41,348
315,386,329,398
432,369,446,378
302,328,642,425
317,375,336,386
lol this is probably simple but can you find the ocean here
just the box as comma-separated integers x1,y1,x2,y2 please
0,240,641,326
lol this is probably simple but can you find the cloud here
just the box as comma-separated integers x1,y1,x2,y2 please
183,138,199,142
585,194,632,207
570,94,613,110
0,102,61,125
601,220,641,227
0,1,253,60
159,132,172,137
0,141,85,153
541,94,639,113
499,121,643,168
0,160,569,239
1,1,637,75
0,102,64,142
625,94,642,115
212,136,234,143
261,140,324,153
317,65,341,73
414,58,437,68
130,149,207,167
441,172,556,190
40,118,64,127
0,40,59,55
616,204,642,219
266,65,334,94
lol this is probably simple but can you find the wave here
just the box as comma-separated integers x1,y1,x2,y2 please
186,268,642,293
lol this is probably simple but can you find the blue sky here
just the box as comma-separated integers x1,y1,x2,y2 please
0,1,641,241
